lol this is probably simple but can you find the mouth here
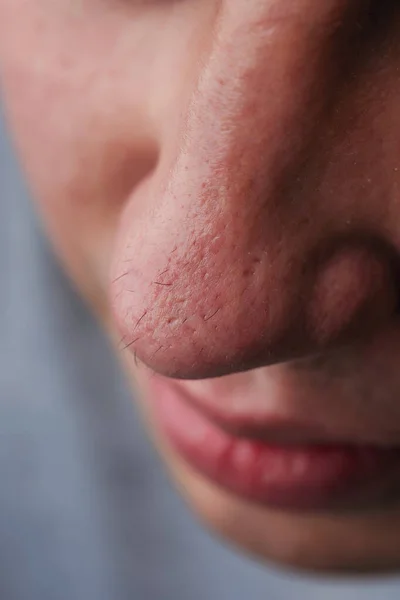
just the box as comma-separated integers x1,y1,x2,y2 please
145,369,400,513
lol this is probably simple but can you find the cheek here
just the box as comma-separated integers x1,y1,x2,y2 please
0,2,205,305
0,5,219,311
1,60,151,296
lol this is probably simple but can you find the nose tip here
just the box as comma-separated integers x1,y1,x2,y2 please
113,236,399,380
110,0,399,379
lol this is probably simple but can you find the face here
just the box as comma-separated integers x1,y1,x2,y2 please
3,0,400,575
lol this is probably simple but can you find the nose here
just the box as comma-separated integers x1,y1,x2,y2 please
112,0,400,379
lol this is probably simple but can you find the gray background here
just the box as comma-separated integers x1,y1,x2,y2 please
1,104,400,599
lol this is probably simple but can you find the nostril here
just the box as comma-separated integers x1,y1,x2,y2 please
307,238,400,347
112,227,400,380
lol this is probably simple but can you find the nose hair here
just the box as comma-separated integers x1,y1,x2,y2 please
112,0,399,379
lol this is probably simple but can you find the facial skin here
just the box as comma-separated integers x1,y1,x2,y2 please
2,0,400,575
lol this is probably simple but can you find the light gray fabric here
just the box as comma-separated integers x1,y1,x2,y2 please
1,106,400,599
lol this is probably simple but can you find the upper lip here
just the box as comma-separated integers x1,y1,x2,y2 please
188,398,352,445
172,378,400,448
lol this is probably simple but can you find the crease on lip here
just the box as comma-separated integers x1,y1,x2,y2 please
162,377,399,448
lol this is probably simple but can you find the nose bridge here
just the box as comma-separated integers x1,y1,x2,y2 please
174,0,361,230
159,0,361,291
187,0,361,140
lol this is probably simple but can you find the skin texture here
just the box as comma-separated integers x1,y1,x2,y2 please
2,0,400,574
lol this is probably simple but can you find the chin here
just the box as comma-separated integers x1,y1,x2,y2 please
126,355,400,577
150,434,400,577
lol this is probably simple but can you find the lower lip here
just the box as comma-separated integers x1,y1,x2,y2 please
147,374,400,512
